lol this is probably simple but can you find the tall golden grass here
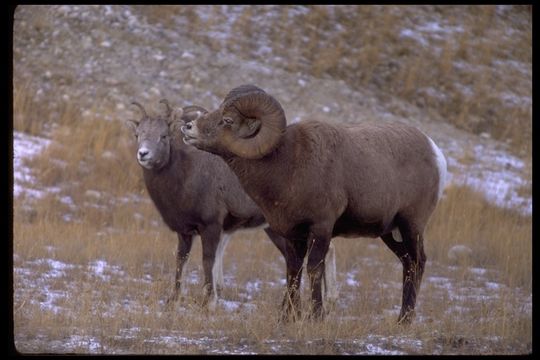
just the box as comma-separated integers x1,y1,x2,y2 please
12,85,531,354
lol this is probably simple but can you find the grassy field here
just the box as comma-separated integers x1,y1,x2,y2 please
12,184,533,354
12,102,531,355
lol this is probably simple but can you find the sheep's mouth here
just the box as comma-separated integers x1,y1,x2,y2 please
181,127,200,146
182,134,198,145
137,158,154,169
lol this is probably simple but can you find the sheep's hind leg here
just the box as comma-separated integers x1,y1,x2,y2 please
380,224,426,325
200,225,222,311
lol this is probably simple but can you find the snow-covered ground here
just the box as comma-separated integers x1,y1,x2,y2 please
13,250,531,354
446,141,531,215
13,132,52,199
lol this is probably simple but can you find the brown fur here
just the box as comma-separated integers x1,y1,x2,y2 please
183,87,443,323
227,121,438,238
229,120,440,323
128,102,287,307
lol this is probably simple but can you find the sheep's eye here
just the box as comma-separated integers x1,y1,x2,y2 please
161,134,168,140
223,117,234,125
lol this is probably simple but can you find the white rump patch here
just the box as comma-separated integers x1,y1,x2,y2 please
426,136,447,199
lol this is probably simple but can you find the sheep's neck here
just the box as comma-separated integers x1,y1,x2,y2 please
226,143,291,212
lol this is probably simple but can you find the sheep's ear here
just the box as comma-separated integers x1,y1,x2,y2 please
169,120,183,134
182,110,204,123
246,117,260,131
168,107,185,133
237,117,261,138
126,119,139,133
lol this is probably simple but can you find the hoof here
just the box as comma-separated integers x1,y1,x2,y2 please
397,310,415,325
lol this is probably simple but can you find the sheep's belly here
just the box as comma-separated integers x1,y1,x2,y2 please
332,214,387,239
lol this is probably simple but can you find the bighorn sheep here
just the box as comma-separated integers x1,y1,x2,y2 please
127,99,338,310
181,85,447,324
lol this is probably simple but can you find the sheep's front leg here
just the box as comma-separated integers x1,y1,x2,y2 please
263,226,288,261
200,225,222,310
281,238,307,322
166,232,193,307
306,229,332,320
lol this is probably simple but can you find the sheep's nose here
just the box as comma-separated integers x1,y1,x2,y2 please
138,149,149,159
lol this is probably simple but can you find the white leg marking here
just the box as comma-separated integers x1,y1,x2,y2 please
324,241,339,303
215,234,231,290
209,234,231,311
180,260,188,296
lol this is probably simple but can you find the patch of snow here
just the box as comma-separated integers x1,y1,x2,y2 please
499,92,531,107
181,51,195,59
153,53,166,61
346,271,360,287
447,142,531,215
469,267,487,276
399,29,428,47
485,281,502,290
46,259,75,271
245,279,261,294
13,131,51,198
365,343,404,355
417,21,463,35
88,259,125,281
66,335,102,352
427,276,451,283
220,299,241,312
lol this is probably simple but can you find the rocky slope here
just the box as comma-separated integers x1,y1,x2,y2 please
13,5,531,214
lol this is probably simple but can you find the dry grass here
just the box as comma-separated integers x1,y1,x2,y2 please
12,90,531,354
13,186,532,353
428,185,531,289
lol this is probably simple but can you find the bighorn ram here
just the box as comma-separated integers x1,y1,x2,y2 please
181,85,447,323
127,99,338,310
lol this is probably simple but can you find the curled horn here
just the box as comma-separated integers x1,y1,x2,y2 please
159,99,172,119
131,101,148,120
220,85,286,159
